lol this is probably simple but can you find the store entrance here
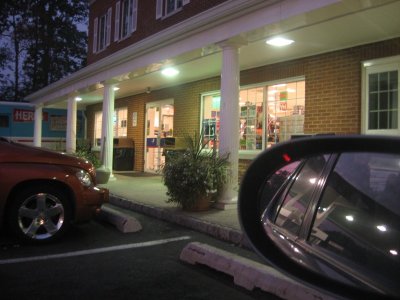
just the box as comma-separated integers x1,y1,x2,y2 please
145,100,174,173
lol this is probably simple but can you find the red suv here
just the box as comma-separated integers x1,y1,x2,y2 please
0,138,108,243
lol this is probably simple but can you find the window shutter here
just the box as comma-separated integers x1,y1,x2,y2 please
183,0,190,5
131,0,138,33
114,1,120,41
93,17,98,53
106,8,112,46
156,0,162,19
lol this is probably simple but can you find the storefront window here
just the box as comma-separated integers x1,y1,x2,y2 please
94,112,102,146
201,79,305,151
94,107,128,146
202,95,220,148
239,87,264,150
267,81,305,147
114,107,127,137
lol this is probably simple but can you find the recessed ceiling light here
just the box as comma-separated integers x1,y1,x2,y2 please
162,67,179,77
266,37,294,47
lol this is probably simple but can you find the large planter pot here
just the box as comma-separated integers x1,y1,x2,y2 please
96,166,111,184
182,195,212,212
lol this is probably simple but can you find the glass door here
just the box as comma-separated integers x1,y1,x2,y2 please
145,100,174,172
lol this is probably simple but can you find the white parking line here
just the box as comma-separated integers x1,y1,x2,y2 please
0,236,191,265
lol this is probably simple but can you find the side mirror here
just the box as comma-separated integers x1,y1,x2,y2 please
238,135,400,299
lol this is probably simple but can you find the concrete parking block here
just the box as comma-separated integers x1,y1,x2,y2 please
180,242,335,300
98,203,143,233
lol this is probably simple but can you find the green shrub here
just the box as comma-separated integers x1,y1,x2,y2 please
74,139,101,168
162,132,229,209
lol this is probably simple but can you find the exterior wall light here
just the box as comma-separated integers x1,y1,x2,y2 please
266,37,294,47
75,97,82,101
161,67,179,77
113,87,120,91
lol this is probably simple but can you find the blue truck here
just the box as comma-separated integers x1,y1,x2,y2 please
0,102,85,151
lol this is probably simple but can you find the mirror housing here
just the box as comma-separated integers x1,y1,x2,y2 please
238,135,400,299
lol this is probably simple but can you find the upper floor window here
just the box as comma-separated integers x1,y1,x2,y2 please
93,8,112,53
363,56,400,135
156,0,190,19
114,0,138,42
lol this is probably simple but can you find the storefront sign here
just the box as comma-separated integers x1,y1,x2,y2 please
50,115,66,131
13,109,48,122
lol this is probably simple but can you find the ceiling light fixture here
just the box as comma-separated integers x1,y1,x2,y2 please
162,67,179,77
113,87,120,91
266,37,294,47
75,97,82,101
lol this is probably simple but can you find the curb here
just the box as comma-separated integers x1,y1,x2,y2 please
180,242,334,300
109,194,251,248
98,203,143,233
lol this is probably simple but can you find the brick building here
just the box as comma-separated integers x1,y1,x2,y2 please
26,0,400,207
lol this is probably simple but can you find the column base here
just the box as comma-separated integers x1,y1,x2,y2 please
214,196,238,210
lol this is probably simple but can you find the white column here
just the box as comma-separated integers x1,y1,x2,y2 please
100,83,115,178
66,96,77,154
33,105,43,147
216,41,241,210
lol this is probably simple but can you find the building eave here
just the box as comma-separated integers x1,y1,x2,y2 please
26,0,336,106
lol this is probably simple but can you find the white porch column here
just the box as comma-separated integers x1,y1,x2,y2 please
216,40,242,210
66,96,77,154
100,83,115,178
33,105,43,147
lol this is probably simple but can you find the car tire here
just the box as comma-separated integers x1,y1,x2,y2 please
7,185,72,244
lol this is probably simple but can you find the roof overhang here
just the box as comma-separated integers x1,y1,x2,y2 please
25,0,400,109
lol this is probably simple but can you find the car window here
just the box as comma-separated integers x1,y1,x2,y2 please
310,152,400,287
259,160,301,215
274,155,328,235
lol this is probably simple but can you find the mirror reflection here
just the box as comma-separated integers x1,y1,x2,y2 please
260,152,400,295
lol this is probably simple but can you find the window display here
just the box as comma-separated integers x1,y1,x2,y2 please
267,81,305,147
239,87,263,150
201,79,305,152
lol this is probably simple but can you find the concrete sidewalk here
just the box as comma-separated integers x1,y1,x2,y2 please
99,173,247,247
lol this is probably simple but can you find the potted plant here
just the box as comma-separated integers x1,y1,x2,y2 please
74,139,101,168
74,139,110,184
162,132,229,211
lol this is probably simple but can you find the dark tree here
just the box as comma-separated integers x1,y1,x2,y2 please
0,0,88,102
0,1,30,101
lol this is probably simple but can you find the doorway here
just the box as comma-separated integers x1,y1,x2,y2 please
145,99,174,172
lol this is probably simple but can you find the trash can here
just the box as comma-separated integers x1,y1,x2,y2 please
113,138,134,171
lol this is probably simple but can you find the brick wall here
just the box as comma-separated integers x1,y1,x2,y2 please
86,76,221,172
86,38,400,173
242,37,400,135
